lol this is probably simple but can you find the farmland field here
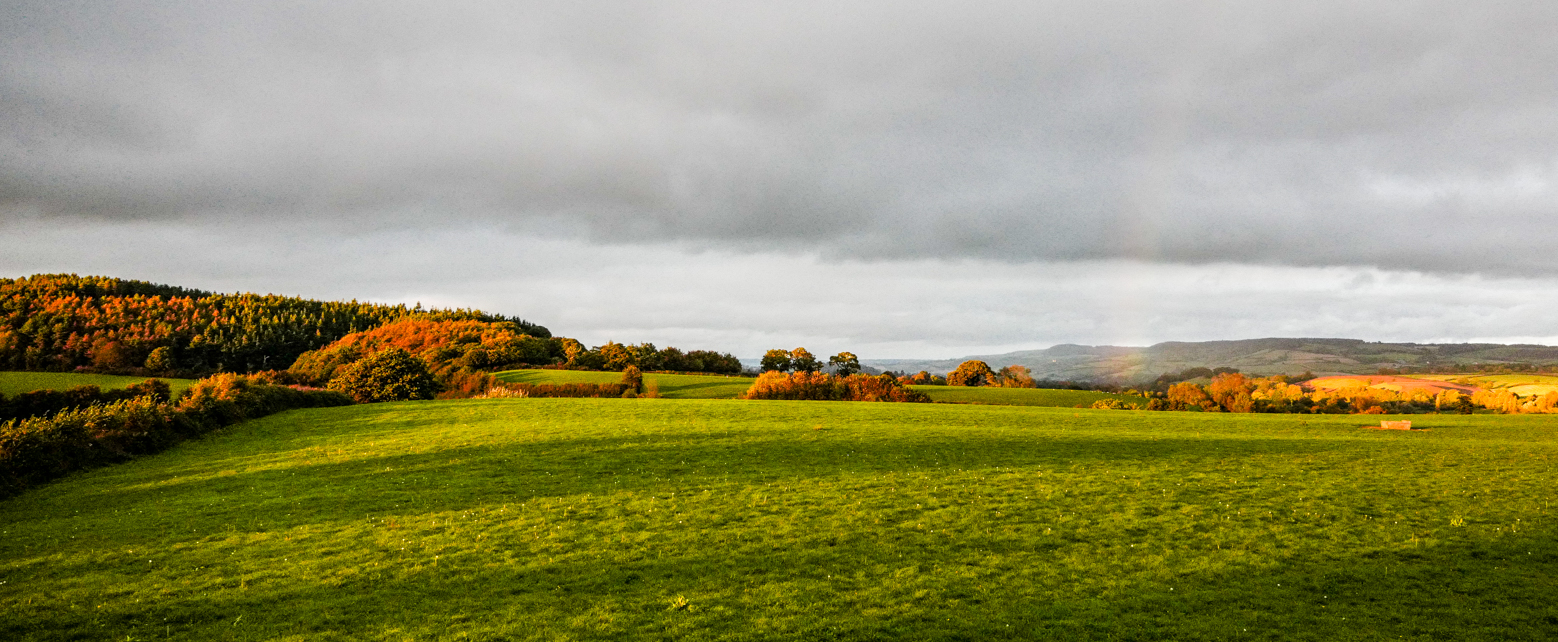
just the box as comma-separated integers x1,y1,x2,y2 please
1417,374,1558,397
494,369,755,399
909,385,1144,408
494,369,1143,408
0,371,196,398
2,399,1556,640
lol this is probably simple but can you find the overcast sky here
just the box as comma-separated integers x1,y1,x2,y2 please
3,1,1556,358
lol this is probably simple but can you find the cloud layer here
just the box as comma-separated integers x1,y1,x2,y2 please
4,1,1557,273
5,218,1556,358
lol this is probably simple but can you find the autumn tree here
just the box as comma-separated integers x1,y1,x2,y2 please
828,351,861,376
1166,382,1217,411
1207,372,1254,413
621,365,644,393
789,348,820,373
597,342,633,371
143,346,176,374
947,360,995,387
997,365,1036,388
761,349,792,372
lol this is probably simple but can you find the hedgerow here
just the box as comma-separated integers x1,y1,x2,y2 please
495,382,631,398
0,378,172,422
741,372,929,403
0,374,350,497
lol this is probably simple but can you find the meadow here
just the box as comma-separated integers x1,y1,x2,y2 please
1419,374,1558,397
494,369,1137,408
909,385,1139,408
2,399,1555,640
494,369,755,399
0,371,195,398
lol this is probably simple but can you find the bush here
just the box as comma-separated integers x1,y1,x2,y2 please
0,374,350,497
741,372,929,403
327,348,441,403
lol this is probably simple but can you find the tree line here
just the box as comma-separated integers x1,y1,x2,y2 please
0,274,548,375
1145,372,1558,414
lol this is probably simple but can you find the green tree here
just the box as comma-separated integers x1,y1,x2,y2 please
760,349,792,373
790,348,820,373
828,351,861,376
597,342,634,371
327,348,440,403
947,360,995,387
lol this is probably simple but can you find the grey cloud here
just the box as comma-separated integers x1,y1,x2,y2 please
3,1,1557,271
5,219,1557,359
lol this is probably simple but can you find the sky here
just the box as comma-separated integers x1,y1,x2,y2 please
3,1,1556,359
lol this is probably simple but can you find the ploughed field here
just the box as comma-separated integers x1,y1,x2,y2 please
2,400,1556,640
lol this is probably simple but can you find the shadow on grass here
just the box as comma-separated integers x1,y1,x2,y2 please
5,512,1554,641
52,426,1348,517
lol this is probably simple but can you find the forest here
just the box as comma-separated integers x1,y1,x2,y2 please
0,274,738,378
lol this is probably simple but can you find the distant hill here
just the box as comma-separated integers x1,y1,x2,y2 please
862,338,1558,383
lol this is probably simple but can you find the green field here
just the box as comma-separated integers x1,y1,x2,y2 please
2,399,1555,640
0,371,196,398
494,369,756,399
910,385,1144,408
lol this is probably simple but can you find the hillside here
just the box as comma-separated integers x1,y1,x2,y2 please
3,400,1555,639
0,274,548,375
864,338,1558,383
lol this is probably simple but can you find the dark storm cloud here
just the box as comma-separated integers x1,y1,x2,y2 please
3,1,1556,272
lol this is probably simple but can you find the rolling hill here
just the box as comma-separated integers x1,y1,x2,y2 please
863,338,1558,383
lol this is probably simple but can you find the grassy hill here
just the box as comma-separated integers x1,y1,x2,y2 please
3,399,1555,640
0,371,196,398
494,369,755,399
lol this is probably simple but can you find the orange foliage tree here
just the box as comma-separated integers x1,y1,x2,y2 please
947,360,995,387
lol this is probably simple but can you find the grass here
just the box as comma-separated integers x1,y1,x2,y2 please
0,371,196,398
2,399,1556,640
494,370,1141,408
910,386,1144,408
494,369,757,399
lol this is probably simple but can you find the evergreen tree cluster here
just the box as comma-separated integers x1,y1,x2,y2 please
0,274,549,375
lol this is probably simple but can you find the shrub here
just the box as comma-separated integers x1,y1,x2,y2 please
327,348,441,403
